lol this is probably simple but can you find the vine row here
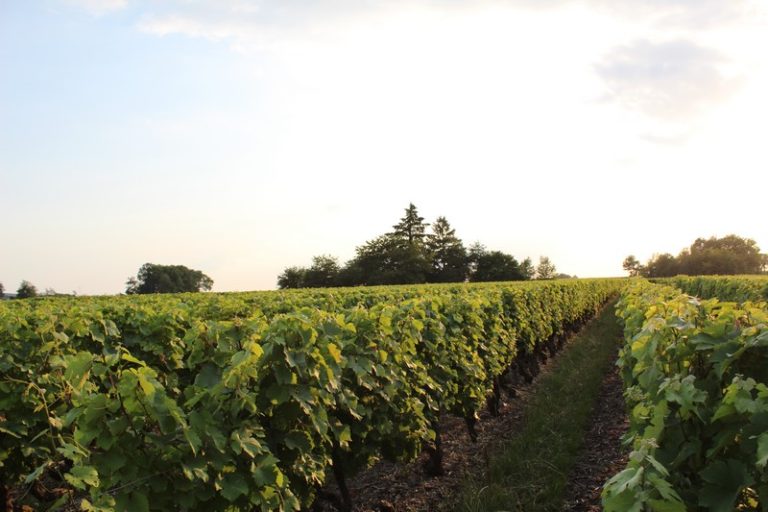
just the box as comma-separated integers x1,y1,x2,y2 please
604,279,768,511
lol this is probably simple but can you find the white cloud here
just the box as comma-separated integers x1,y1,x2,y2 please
133,0,768,54
64,0,128,15
588,0,759,29
136,1,333,52
139,15,248,42
638,132,690,146
595,39,741,120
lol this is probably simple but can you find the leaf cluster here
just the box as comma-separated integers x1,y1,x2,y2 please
604,277,768,511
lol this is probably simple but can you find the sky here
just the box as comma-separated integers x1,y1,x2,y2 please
1,0,767,295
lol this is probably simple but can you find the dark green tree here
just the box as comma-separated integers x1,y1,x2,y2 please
277,203,436,287
623,255,643,277
17,280,38,298
335,261,364,287
303,255,340,288
353,235,430,285
343,204,433,285
0,282,4,298
520,257,535,280
352,236,396,285
471,251,524,282
642,253,679,278
125,263,213,294
467,242,487,276
536,256,557,280
277,266,307,289
634,235,767,277
426,216,469,282
677,235,766,275
391,203,430,246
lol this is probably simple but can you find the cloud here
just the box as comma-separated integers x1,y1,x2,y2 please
134,0,767,50
64,0,128,15
139,15,252,42
136,1,355,52
509,0,763,30
638,131,690,146
589,0,758,29
595,39,741,120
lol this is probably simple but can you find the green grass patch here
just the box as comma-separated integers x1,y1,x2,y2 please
457,301,623,512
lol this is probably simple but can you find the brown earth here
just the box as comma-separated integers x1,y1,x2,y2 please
561,361,630,511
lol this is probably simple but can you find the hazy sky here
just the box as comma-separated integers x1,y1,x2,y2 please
2,0,767,294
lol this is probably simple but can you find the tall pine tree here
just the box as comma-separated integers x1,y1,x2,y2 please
391,203,430,247
427,216,469,282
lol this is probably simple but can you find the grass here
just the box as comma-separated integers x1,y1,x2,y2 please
456,300,624,512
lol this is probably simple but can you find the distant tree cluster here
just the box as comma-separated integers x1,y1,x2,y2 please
16,280,38,298
0,280,40,299
0,280,76,299
126,263,213,294
278,204,558,288
2,265,215,298
623,235,768,278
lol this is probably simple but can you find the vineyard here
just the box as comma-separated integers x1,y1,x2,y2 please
0,279,622,511
5,275,768,511
604,276,768,511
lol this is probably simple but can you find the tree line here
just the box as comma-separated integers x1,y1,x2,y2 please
2,205,563,297
1,263,215,299
0,280,57,299
623,234,768,278
277,203,561,289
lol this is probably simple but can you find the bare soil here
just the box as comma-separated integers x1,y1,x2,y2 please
561,361,629,511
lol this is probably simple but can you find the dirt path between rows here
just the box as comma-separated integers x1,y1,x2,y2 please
562,357,630,511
